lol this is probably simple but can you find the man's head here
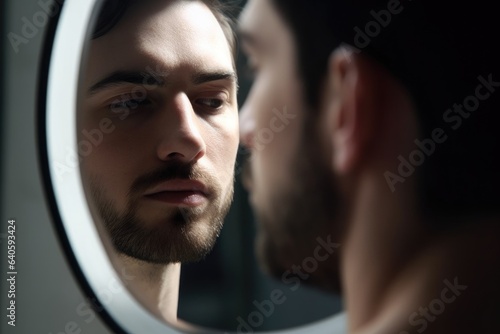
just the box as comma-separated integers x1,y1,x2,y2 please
78,0,239,264
238,0,344,290
239,0,500,290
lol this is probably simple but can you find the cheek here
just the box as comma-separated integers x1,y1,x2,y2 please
251,125,300,200
247,72,304,179
77,117,148,201
79,127,135,171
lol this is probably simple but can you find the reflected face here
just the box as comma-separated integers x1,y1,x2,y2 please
239,0,341,289
78,0,239,264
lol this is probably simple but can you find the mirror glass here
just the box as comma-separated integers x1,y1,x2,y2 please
44,0,345,332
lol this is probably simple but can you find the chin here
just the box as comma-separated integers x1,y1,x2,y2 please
251,187,344,294
117,222,222,265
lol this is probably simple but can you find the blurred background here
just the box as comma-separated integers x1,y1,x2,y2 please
0,0,342,333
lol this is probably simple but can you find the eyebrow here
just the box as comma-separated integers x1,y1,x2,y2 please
88,71,164,96
88,70,237,96
192,71,237,85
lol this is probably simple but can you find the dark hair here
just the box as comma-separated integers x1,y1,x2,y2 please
271,0,500,226
92,0,237,60
92,0,132,39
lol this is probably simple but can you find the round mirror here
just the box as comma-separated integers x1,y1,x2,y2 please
38,0,346,333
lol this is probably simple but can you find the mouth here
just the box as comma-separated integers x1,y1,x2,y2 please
143,179,209,207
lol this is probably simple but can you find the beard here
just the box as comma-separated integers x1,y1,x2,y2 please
243,112,344,293
86,162,234,265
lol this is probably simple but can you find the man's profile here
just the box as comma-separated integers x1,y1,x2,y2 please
239,0,500,333
77,0,239,323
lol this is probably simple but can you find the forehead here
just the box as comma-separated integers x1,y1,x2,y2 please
85,0,234,84
238,0,292,51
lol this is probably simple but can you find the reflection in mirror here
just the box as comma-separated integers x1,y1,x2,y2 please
76,0,342,331
77,0,240,326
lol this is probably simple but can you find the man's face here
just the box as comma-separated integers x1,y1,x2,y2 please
239,0,342,289
78,0,239,264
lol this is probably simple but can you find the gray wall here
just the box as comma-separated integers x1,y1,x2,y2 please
0,0,111,333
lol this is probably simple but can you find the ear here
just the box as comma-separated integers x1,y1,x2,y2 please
322,47,379,174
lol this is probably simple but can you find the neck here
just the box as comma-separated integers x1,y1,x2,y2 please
342,172,500,334
112,254,181,324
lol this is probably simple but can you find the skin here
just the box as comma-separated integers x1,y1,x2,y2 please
240,3,344,289
239,0,500,333
78,0,238,323
239,0,342,289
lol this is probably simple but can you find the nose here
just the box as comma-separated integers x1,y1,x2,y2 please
157,93,206,163
239,102,255,150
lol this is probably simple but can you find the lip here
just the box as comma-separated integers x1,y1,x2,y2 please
144,179,208,195
143,179,209,206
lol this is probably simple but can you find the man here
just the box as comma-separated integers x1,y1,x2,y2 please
77,0,239,323
239,0,500,333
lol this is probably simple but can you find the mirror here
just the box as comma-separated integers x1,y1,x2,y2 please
39,0,346,333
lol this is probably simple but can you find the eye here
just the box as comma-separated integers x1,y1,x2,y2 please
109,96,153,115
195,97,224,109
